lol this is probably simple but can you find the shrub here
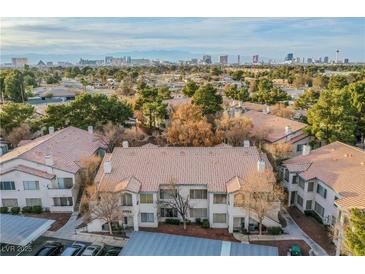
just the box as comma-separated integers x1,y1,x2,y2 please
267,227,282,235
195,218,201,224
10,207,20,215
201,219,210,229
0,207,9,214
22,206,32,213
165,218,180,225
31,205,43,214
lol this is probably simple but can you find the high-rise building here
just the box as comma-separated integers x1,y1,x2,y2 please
126,56,132,64
252,55,259,64
296,57,301,63
307,58,313,64
324,56,329,64
219,55,228,65
11,57,28,67
105,56,113,65
336,50,340,63
202,55,212,64
237,55,240,65
344,58,349,64
285,53,294,61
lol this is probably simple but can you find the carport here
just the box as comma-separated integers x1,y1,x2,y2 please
119,231,278,256
0,214,55,246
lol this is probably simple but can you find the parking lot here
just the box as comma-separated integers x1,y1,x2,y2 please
0,236,122,256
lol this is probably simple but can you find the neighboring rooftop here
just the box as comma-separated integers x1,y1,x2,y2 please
0,126,102,173
96,146,272,193
119,231,278,256
242,110,307,143
283,142,365,209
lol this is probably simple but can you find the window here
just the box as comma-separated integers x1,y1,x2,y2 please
160,189,177,199
2,199,18,207
306,200,312,210
213,194,227,204
296,195,303,207
190,208,208,218
26,198,42,207
292,175,298,184
284,169,289,182
140,193,153,204
307,181,314,192
314,202,325,217
298,177,305,189
23,181,39,190
53,197,73,206
0,181,15,190
55,178,73,189
101,222,119,232
296,144,304,152
160,208,178,218
141,213,154,223
213,213,226,223
316,184,327,199
121,193,133,206
190,189,207,199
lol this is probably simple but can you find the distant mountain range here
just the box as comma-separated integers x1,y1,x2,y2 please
1,50,271,64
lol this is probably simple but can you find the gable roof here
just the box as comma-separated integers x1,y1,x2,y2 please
96,146,272,193
242,110,306,143
0,126,102,174
0,165,55,179
283,142,365,209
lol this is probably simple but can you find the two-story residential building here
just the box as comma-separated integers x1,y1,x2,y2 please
0,126,103,212
280,141,365,254
86,143,282,234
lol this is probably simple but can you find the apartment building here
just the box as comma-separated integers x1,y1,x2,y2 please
86,144,281,234
280,142,365,254
0,126,103,212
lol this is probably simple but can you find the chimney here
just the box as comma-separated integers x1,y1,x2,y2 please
285,126,292,136
302,145,311,156
257,159,266,173
48,126,55,134
122,141,129,148
266,105,270,114
243,140,250,148
87,126,93,134
104,160,112,174
45,154,54,166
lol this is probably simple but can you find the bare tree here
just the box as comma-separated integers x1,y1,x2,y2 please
271,103,294,119
252,128,272,150
95,121,125,153
159,179,190,229
5,123,32,147
79,155,102,187
84,191,123,235
263,143,293,170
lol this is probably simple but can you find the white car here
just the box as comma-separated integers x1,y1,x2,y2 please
81,242,105,256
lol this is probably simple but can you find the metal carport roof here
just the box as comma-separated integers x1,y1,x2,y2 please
119,231,278,256
0,214,55,246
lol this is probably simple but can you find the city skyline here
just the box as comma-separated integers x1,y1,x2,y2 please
1,17,365,63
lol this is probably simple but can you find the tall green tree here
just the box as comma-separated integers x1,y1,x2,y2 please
307,88,357,144
344,209,365,256
347,82,365,141
328,75,348,90
182,80,199,97
0,102,35,135
142,102,167,129
4,70,26,102
224,84,250,101
192,83,223,116
294,88,321,110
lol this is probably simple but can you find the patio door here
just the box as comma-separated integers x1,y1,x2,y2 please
233,217,245,232
290,191,297,205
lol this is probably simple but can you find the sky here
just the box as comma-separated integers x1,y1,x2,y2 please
1,17,365,63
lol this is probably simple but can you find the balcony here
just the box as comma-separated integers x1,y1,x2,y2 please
47,188,73,197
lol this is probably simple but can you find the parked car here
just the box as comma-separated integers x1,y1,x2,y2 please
61,243,86,256
35,241,64,256
81,242,104,256
104,247,121,256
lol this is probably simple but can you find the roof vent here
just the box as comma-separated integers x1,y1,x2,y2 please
104,160,112,174
45,154,54,166
285,126,292,136
243,140,250,148
257,159,266,173
302,145,311,156
122,141,129,148
48,126,55,134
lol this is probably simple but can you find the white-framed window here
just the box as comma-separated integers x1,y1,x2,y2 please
141,213,154,223
306,200,312,210
314,202,325,217
23,181,40,190
213,213,226,223
121,193,133,206
190,208,208,218
316,184,327,199
307,181,314,192
190,189,207,199
296,195,304,207
296,144,304,152
292,175,298,184
160,208,178,218
213,194,227,204
284,169,289,182
0,181,15,190
55,178,73,189
159,189,176,199
2,199,18,207
140,193,153,204
53,197,73,206
26,198,42,207
298,177,305,189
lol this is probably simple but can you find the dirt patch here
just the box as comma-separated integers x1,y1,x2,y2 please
287,207,336,255
251,240,311,256
23,212,72,231
141,223,239,242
